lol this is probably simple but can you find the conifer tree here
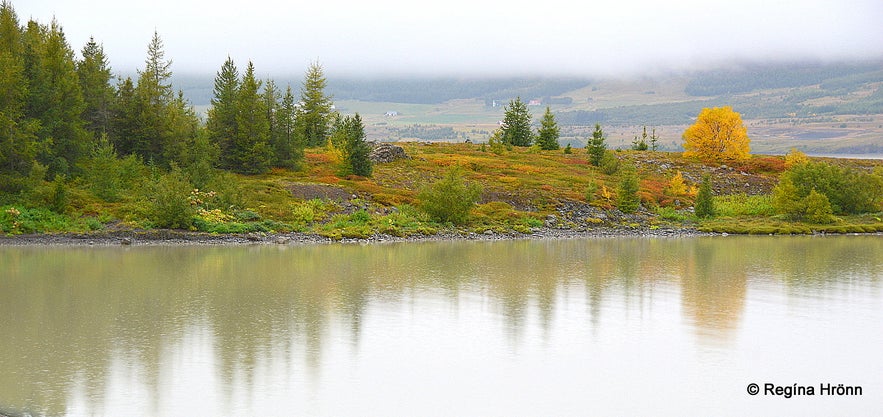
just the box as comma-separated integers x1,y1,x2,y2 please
130,31,175,162
272,85,301,168
0,1,39,187
347,114,372,177
110,77,138,155
617,163,640,213
77,37,114,138
587,123,607,166
535,106,560,150
501,97,532,147
331,113,372,177
297,61,333,147
694,174,715,218
206,56,240,167
115,31,199,167
232,61,272,174
22,19,89,176
162,91,201,165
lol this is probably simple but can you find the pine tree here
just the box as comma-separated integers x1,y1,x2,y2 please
535,106,560,150
77,37,114,138
501,97,532,147
297,61,333,147
206,56,239,168
587,123,607,166
232,61,272,174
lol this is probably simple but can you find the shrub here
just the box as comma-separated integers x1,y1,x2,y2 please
585,178,599,203
146,166,196,229
599,151,620,175
666,171,688,196
776,161,883,215
418,167,482,224
488,130,507,155
784,148,809,168
803,189,835,224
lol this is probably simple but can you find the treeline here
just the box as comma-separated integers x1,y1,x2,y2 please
0,1,346,199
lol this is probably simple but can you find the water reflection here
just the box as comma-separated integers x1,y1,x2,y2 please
0,236,880,416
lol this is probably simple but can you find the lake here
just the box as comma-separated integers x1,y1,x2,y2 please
1,236,881,416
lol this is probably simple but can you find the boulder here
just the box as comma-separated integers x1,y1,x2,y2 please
370,143,409,163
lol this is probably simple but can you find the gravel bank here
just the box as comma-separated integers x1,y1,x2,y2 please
0,225,711,247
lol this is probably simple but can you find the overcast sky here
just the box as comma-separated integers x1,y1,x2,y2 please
15,0,883,77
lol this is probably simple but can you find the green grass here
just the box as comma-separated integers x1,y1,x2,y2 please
699,215,883,234
713,194,776,217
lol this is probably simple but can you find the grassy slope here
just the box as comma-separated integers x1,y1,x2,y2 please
166,145,883,237
3,144,881,238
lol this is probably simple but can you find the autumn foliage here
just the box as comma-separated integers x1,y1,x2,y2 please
682,106,750,162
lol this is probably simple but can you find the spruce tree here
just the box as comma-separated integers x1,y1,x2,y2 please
206,56,240,168
501,97,532,147
297,61,333,147
130,31,175,162
110,77,138,156
77,37,114,138
233,61,272,174
535,106,560,150
272,85,301,168
23,19,89,177
332,113,372,177
347,114,372,177
0,1,39,186
587,123,607,166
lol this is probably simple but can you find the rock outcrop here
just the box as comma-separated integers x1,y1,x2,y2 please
370,143,409,163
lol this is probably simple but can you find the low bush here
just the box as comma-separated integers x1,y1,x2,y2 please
418,168,481,224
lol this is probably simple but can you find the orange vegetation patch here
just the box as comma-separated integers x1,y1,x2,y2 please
738,156,786,174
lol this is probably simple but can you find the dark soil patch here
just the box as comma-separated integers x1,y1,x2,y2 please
287,183,354,202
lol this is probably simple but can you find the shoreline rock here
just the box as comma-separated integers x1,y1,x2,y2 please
0,226,713,247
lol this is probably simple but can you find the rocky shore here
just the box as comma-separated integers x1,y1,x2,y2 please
0,224,711,247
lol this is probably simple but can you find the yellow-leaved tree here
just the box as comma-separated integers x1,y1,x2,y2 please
682,106,750,162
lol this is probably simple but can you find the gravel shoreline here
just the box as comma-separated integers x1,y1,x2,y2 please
0,225,713,247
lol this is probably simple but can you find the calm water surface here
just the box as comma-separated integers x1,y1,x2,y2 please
1,236,881,416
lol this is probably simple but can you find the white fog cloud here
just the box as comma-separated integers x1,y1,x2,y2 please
16,0,883,76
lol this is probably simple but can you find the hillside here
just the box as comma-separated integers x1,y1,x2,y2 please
178,61,883,154
3,143,882,242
